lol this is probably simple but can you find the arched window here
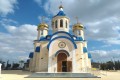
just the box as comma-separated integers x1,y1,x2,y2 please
52,21,54,28
79,31,81,35
60,19,63,27
55,20,57,28
77,30,80,35
66,20,67,28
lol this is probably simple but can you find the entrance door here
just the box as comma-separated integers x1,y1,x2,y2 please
57,52,67,72
67,61,72,72
62,61,67,72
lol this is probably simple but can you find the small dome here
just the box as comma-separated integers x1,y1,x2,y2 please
38,23,48,29
73,23,84,30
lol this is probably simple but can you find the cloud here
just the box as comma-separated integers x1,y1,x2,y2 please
34,0,42,5
85,17,120,45
43,0,120,22
0,0,18,16
0,18,18,26
0,24,37,62
34,0,46,7
90,49,120,62
41,0,120,45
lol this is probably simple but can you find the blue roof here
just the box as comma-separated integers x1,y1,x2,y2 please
39,36,50,41
56,11,66,16
35,46,40,52
51,31,73,39
76,37,83,41
29,52,33,58
83,47,87,53
39,36,46,41
88,53,92,58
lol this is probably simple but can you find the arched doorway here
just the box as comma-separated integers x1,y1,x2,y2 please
57,51,72,72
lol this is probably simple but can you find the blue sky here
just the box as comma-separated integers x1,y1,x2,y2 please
0,0,120,63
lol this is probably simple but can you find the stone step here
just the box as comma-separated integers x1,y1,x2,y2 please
26,73,100,78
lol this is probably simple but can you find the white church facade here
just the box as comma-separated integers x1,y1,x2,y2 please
28,5,92,73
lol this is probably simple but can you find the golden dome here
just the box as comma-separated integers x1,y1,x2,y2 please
37,23,48,29
72,23,84,30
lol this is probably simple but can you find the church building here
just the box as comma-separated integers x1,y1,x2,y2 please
28,5,92,73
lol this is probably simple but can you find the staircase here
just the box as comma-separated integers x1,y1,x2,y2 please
26,73,100,78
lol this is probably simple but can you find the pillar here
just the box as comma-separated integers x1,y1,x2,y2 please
72,50,76,73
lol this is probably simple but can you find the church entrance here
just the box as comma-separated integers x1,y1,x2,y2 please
62,61,67,72
57,52,72,72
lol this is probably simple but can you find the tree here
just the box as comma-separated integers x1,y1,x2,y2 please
12,63,19,70
19,60,25,69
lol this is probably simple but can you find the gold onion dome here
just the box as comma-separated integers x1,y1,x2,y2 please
37,23,48,29
73,23,84,30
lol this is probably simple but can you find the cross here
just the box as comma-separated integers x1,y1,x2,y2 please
75,16,79,23
60,0,62,5
41,16,45,23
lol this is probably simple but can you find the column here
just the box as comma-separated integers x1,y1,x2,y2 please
72,50,76,73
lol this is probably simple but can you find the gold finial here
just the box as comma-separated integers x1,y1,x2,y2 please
75,16,79,24
73,16,84,30
38,16,48,29
59,1,63,9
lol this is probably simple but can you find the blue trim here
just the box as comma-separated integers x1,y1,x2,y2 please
51,31,73,39
55,50,70,57
38,31,84,41
47,36,77,49
39,36,50,41
29,52,33,58
39,37,46,41
75,37,83,41
35,46,40,52
83,47,87,53
88,53,92,58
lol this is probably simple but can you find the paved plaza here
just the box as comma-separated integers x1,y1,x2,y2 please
0,70,120,80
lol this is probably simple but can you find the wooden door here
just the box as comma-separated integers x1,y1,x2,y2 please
67,61,72,72
57,53,67,72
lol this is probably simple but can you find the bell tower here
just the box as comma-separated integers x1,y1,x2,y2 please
52,5,70,33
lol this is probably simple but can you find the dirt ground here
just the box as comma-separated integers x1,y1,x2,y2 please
0,70,120,80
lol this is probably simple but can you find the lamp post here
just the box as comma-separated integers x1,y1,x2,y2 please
112,57,116,70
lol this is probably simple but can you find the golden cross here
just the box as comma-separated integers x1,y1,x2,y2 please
75,16,79,23
41,16,45,23
60,0,62,5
